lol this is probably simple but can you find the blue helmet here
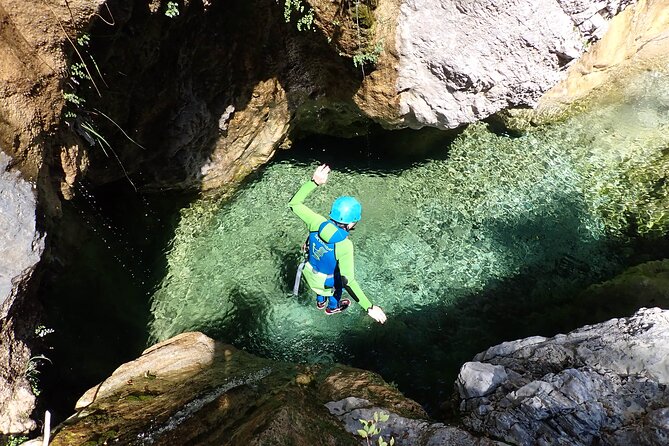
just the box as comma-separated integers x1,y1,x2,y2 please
330,196,362,224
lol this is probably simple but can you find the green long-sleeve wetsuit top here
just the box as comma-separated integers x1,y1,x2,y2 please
289,180,373,311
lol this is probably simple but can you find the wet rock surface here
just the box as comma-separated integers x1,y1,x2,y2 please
456,307,669,446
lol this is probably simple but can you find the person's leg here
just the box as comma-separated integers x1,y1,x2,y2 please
316,294,327,309
327,286,342,310
325,287,349,314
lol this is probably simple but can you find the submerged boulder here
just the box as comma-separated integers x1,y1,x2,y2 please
456,307,669,446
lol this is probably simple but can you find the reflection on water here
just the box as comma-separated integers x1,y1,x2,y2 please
149,71,669,413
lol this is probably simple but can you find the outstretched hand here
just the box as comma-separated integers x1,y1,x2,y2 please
312,164,330,186
367,305,387,324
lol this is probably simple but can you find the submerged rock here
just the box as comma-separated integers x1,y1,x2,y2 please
456,307,669,446
0,150,45,434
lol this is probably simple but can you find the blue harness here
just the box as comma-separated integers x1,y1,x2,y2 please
308,220,349,287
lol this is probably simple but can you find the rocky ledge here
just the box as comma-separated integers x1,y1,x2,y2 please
38,306,669,445
44,332,496,446
457,307,669,446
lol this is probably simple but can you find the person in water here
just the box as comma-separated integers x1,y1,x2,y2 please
289,164,387,324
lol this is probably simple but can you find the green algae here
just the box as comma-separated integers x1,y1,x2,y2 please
148,70,669,411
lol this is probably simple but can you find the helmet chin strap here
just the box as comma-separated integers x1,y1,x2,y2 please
331,220,358,231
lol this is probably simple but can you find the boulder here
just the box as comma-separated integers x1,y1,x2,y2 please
395,0,623,129
457,307,669,446
47,332,446,446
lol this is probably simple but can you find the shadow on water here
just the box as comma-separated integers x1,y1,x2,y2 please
38,180,195,424
334,191,622,417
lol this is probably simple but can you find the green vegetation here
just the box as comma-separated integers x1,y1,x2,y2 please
284,0,315,31
353,2,375,28
357,412,395,446
63,30,146,190
350,1,383,72
165,1,180,18
353,40,383,68
3,436,28,446
24,355,52,397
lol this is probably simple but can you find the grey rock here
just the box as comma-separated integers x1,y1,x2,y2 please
458,308,669,446
397,0,582,129
326,397,508,446
558,0,635,37
396,0,634,130
458,362,508,399
0,149,44,434
0,151,44,317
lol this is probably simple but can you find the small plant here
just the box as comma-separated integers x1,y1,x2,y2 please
70,62,91,81
34,325,55,339
63,92,85,106
77,32,91,47
165,1,180,18
353,41,383,68
357,412,395,446
24,355,52,397
284,0,315,31
5,435,28,446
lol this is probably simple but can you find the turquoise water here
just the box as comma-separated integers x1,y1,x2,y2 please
148,71,669,412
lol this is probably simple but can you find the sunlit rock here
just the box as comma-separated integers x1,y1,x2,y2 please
395,0,622,129
539,0,669,111
457,362,508,399
50,332,437,445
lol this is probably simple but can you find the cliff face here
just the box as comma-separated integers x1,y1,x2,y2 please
1,0,644,197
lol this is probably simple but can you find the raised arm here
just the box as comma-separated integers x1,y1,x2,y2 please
288,165,330,231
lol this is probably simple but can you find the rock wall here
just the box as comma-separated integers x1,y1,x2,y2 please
538,0,669,111
0,1,103,434
0,0,647,196
0,0,103,212
456,307,669,446
0,151,45,434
